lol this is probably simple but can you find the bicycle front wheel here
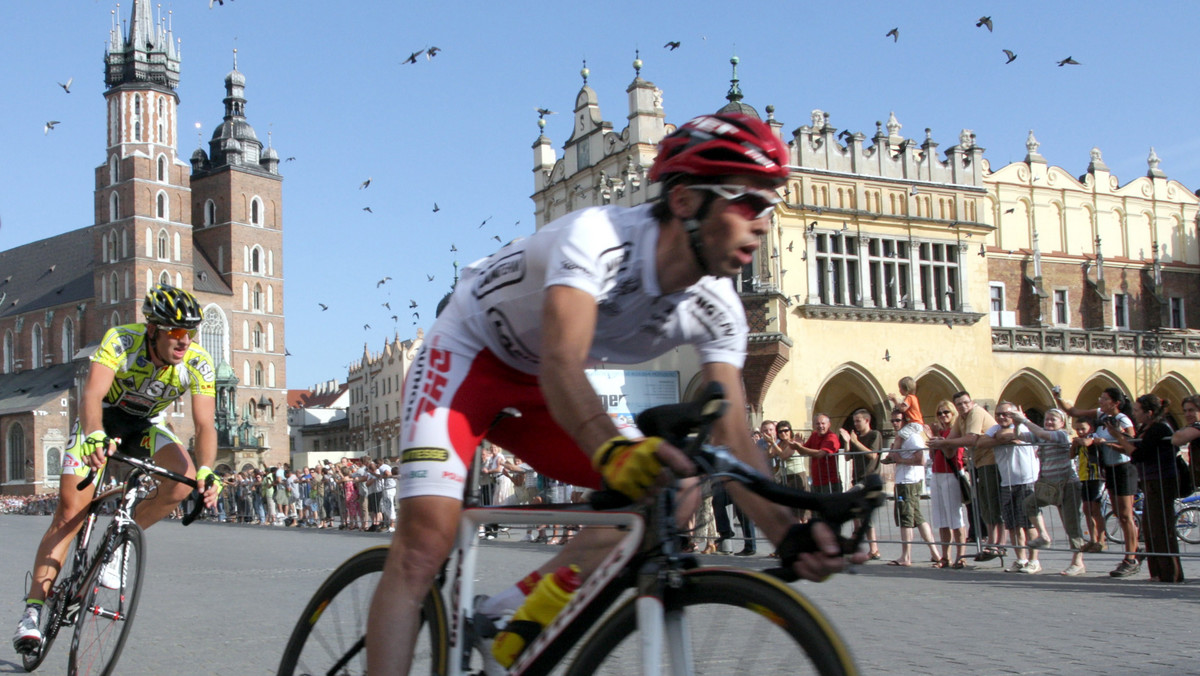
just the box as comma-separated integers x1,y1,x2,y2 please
566,568,857,676
277,546,448,676
1103,510,1125,544
1177,507,1200,545
68,523,144,676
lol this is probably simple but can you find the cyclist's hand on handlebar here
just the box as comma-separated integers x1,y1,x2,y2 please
80,431,117,471
592,436,695,500
777,521,868,582
195,466,222,509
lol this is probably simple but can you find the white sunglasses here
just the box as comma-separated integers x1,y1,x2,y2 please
688,184,781,219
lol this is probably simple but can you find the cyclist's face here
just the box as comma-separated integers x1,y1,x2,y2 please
683,177,774,278
150,325,191,365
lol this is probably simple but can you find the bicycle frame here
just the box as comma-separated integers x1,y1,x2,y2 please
450,505,645,675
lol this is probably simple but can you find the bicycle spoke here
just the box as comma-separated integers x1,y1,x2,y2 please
69,525,144,676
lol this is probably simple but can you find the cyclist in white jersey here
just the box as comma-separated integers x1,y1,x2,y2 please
367,113,867,674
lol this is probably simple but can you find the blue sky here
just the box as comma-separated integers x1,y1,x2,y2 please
4,1,1199,388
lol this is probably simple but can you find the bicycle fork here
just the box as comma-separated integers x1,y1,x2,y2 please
636,565,696,676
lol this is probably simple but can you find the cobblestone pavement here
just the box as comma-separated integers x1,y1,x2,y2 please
0,515,1196,675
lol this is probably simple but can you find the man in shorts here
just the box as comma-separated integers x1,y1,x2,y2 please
976,402,1041,573
13,284,222,654
366,113,865,674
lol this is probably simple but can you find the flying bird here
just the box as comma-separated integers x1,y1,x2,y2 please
362,206,373,213
285,349,292,356
432,202,440,212
284,156,296,162
377,277,391,287
318,303,328,311
412,312,420,320
884,349,891,362
1057,56,1081,66
409,300,418,309
364,323,371,330
976,16,993,31
886,27,899,42
478,216,493,228
44,120,60,135
786,240,794,252
664,41,681,51
391,315,398,322
450,244,457,252
426,46,441,59
402,49,426,64
492,235,502,243
978,243,987,257
359,177,371,189
426,274,435,282
57,77,73,93
382,302,391,310
1002,49,1017,64
1004,207,1015,214
806,221,816,234
535,108,556,118
209,0,224,7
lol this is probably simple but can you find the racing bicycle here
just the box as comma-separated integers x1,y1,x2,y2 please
1103,490,1200,546
18,449,208,676
277,383,886,676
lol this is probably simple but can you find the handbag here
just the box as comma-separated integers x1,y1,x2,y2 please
954,468,973,506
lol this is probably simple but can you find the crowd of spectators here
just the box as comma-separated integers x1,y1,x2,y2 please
0,494,59,516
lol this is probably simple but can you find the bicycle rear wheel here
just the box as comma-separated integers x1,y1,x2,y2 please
1177,507,1200,545
277,546,448,676
1103,510,1125,545
565,568,857,676
68,523,144,676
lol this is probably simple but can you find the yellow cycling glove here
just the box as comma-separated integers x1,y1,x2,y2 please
591,436,665,500
80,431,111,460
195,466,223,496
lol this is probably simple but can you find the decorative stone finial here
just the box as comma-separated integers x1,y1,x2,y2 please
1087,146,1108,173
1147,146,1166,177
1091,147,1103,162
580,59,589,85
632,49,642,77
725,53,743,103
886,111,901,137
1025,130,1039,155
765,104,775,122
959,129,974,148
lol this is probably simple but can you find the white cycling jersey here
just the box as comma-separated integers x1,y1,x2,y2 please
432,203,748,372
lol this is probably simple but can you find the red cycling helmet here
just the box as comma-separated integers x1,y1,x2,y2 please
649,113,790,185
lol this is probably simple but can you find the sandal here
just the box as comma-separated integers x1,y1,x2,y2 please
952,559,967,569
932,558,949,568
887,560,911,567
868,551,882,560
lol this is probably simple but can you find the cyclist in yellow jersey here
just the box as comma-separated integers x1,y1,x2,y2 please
13,284,222,655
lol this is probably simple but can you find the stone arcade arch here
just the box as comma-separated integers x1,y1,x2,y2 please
915,365,966,422
997,368,1056,426
811,363,888,433
1150,371,1197,429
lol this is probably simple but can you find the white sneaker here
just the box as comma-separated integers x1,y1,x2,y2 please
12,606,42,653
1060,563,1086,577
1005,560,1027,573
98,544,127,590
1018,560,1042,574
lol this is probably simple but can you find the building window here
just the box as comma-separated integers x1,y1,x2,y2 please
814,232,859,305
31,324,42,367
865,236,910,309
1114,293,1130,330
6,424,26,482
251,197,261,225
156,192,167,220
159,270,171,286
253,323,263,350
917,242,958,311
157,229,169,259
204,200,216,226
250,246,262,274
62,319,74,361
200,304,227,364
109,192,120,223
107,230,118,261
110,273,119,303
1170,297,1185,329
109,155,119,184
157,97,165,142
157,155,166,182
1053,289,1069,326
3,331,13,373
254,362,264,387
253,283,263,311
133,94,142,141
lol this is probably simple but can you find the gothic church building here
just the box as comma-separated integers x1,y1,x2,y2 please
0,1,287,495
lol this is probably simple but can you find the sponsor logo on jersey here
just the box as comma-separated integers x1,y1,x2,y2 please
62,454,82,470
401,448,450,463
486,309,540,366
596,242,631,287
402,469,428,480
558,259,593,278
189,356,215,383
689,290,737,339
441,471,465,483
412,349,453,422
473,251,526,299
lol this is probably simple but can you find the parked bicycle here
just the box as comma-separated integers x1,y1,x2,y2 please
19,449,208,676
277,385,885,676
1103,490,1200,546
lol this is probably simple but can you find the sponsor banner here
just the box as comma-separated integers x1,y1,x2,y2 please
584,369,679,432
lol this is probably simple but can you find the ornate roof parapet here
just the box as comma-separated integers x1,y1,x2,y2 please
791,110,985,187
